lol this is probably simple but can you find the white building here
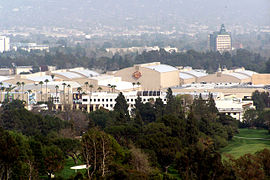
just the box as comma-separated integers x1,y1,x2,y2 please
77,90,167,112
0,36,10,53
215,99,255,121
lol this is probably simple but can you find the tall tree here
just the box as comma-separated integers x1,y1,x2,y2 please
43,145,65,180
62,83,66,104
16,82,21,100
39,81,44,102
81,129,117,179
44,79,49,102
21,82,25,102
114,92,130,123
0,128,20,180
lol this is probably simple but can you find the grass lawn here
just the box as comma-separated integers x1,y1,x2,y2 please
220,128,270,159
56,158,86,179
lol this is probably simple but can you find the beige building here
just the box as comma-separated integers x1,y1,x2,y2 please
252,74,270,85
198,68,256,84
113,62,180,90
0,68,13,76
179,67,208,85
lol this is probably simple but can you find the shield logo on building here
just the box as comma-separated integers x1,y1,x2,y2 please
133,71,142,79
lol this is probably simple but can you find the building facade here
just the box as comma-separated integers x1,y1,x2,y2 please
0,36,10,53
209,24,232,53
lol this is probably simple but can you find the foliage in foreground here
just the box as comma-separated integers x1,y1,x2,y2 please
1,91,270,179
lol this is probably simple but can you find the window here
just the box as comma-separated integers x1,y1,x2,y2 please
127,99,129,102
98,99,100,102
131,99,134,102
94,99,96,102
106,104,108,107
233,113,237,115
83,99,87,102
110,104,113,107
102,99,104,102
110,99,112,102
106,99,108,102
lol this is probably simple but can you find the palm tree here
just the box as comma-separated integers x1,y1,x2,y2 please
84,82,89,94
77,87,82,95
16,82,21,99
51,74,55,81
77,87,82,102
39,81,44,102
21,82,25,101
67,84,71,103
62,82,66,104
0,82,3,102
0,86,5,102
97,87,102,92
55,85,59,103
107,84,111,92
44,79,49,101
137,82,141,86
89,84,94,93
111,85,117,93
6,85,15,102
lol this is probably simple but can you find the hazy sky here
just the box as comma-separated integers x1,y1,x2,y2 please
0,0,269,29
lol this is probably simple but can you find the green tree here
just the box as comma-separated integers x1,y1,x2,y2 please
0,128,20,180
53,138,80,164
114,92,130,123
43,145,65,180
81,129,119,179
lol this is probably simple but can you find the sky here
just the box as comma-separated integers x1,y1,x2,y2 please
0,0,269,29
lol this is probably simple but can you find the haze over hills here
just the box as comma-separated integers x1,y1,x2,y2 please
0,0,269,30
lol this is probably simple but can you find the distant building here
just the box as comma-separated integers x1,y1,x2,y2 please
0,36,10,53
113,62,180,90
20,43,49,52
14,43,49,52
106,46,178,55
209,24,232,53
15,66,33,75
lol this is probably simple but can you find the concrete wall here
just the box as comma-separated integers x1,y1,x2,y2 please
252,74,270,85
180,77,196,85
160,71,180,88
114,66,161,90
198,73,250,83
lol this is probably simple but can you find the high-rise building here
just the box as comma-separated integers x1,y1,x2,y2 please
209,24,232,53
0,36,10,53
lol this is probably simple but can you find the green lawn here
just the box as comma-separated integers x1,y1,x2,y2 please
220,128,270,159
56,158,86,179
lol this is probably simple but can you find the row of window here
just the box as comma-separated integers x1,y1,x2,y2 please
82,98,167,103
137,91,161,96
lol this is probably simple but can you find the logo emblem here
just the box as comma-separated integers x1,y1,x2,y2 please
133,71,142,79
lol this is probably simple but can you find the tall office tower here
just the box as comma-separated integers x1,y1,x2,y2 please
0,36,10,53
209,24,232,53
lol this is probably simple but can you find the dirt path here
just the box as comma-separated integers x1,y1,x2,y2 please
234,136,270,141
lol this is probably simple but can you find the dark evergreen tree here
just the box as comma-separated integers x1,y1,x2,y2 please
114,92,130,123
185,112,199,145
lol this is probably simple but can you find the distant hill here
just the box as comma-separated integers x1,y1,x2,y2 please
0,0,269,29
